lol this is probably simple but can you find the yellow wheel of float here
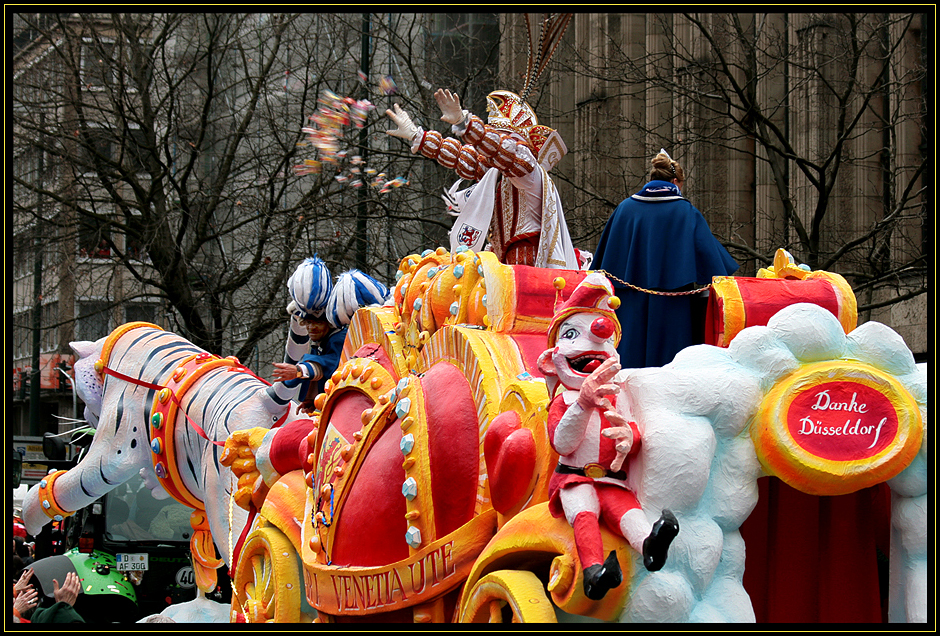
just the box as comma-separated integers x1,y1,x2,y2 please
458,570,557,623
233,525,303,623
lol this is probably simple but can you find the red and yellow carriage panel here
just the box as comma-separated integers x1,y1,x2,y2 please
232,248,590,622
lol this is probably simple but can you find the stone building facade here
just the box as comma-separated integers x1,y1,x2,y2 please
497,12,928,358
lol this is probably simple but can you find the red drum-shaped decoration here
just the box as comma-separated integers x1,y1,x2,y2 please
480,256,588,334
706,275,857,347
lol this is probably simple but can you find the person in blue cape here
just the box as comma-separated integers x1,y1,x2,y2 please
593,150,739,368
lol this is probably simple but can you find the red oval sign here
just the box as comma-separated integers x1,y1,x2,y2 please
786,381,898,461
752,360,922,496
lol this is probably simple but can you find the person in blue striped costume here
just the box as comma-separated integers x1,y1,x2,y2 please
228,267,392,505
271,259,390,409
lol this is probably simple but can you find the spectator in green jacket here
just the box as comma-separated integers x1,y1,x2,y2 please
29,571,84,623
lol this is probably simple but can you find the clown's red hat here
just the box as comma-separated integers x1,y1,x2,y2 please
547,273,621,348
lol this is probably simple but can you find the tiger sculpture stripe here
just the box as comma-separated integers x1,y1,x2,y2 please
22,322,307,592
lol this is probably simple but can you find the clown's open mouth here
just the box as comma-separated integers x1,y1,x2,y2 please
567,352,609,375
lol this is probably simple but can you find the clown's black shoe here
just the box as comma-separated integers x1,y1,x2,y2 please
582,550,623,601
642,509,679,572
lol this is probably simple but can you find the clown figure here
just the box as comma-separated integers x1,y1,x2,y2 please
536,273,679,601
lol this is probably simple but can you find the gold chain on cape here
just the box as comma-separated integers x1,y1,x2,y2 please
595,269,712,297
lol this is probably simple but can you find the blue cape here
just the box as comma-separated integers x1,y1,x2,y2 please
594,181,739,368
594,181,739,289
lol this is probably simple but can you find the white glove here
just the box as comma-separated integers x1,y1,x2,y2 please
602,424,635,472
385,104,419,142
286,300,305,321
435,88,467,126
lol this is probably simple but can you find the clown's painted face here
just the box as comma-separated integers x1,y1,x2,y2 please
548,312,619,391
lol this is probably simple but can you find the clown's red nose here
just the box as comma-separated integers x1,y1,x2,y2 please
590,316,615,340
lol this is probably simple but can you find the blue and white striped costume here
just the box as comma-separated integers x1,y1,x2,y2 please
265,256,335,410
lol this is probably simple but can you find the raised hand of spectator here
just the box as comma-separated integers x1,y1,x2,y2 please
52,571,81,607
13,585,38,616
14,567,34,595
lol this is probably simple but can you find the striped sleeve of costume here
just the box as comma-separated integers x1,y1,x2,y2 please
263,317,311,410
461,114,538,179
283,315,312,365
410,115,537,182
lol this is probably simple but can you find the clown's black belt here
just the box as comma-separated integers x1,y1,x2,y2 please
555,463,626,481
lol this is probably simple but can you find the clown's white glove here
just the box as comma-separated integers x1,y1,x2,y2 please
576,357,621,411
602,424,634,472
435,88,469,128
385,104,420,143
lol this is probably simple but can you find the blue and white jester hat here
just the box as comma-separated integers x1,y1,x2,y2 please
287,256,333,319
326,270,391,328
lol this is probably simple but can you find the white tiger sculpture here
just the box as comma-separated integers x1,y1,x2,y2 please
21,322,307,593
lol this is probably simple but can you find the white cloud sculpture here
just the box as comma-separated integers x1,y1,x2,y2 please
612,303,927,623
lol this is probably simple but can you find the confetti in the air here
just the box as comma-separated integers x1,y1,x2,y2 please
293,88,408,196
381,75,398,95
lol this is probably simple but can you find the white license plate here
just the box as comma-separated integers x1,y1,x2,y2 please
116,553,149,571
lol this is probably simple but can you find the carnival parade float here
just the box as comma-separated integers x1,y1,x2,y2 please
21,244,927,624
19,12,927,623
